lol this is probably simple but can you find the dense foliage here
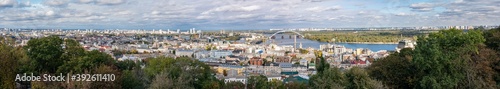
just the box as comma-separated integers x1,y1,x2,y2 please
367,48,416,88
0,37,27,89
145,56,219,89
369,28,500,89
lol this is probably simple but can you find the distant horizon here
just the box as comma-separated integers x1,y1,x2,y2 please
0,0,499,29
2,24,499,31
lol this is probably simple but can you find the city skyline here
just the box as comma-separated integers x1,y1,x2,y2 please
0,0,499,30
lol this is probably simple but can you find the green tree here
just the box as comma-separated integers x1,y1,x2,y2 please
90,64,122,89
368,48,417,88
121,69,145,89
484,27,500,87
458,44,500,89
148,68,194,89
224,82,245,89
366,28,500,89
314,50,322,58
483,27,500,87
484,27,500,51
144,57,176,78
299,49,309,54
310,67,345,89
247,75,269,89
412,29,485,88
284,82,308,89
202,80,223,89
26,36,64,73
116,60,138,71
0,37,26,89
345,67,385,89
57,50,115,74
112,49,125,56
61,39,85,60
269,79,285,89
315,57,329,73
145,57,217,89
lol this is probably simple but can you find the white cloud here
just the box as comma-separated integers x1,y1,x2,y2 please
241,5,261,11
202,5,261,15
151,11,160,15
74,0,126,5
394,12,414,16
77,0,94,4
196,15,211,19
44,0,69,7
86,15,106,20
0,0,499,29
0,0,17,8
409,3,435,12
45,10,55,16
305,6,340,12
0,8,60,21
58,10,93,17
229,14,259,19
96,0,125,5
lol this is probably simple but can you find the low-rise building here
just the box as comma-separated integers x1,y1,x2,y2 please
395,39,416,52
175,49,194,57
249,57,263,66
216,64,245,76
275,56,291,63
211,50,233,58
299,59,308,66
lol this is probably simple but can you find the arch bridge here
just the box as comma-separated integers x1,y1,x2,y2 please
268,30,305,39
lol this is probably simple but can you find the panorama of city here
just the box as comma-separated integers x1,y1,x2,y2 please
1,0,500,89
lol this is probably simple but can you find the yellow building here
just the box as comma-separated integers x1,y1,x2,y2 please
216,65,245,75
354,48,363,56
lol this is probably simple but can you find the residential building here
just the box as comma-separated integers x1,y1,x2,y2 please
249,57,263,66
211,50,233,58
175,50,194,57
395,39,416,52
275,56,291,63
299,59,308,66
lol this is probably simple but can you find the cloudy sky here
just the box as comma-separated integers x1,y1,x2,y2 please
0,0,499,30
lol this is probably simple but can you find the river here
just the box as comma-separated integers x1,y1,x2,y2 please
263,34,398,52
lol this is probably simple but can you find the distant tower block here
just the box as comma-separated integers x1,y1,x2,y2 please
300,42,303,49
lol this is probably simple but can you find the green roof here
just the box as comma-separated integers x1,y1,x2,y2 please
283,76,309,83
281,71,299,75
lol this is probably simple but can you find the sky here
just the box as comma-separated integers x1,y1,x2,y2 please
0,0,499,30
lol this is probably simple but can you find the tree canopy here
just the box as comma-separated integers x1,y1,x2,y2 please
26,36,65,73
145,56,220,89
368,28,500,89
0,37,27,89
